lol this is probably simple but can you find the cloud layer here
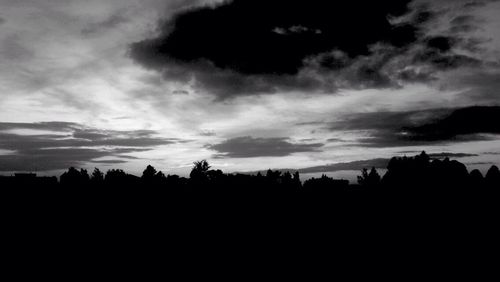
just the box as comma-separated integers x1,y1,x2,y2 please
0,122,182,171
130,0,494,98
208,136,323,158
330,106,500,147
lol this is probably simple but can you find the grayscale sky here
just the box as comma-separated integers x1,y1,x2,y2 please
1,0,499,180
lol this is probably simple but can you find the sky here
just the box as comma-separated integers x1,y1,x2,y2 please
1,0,500,181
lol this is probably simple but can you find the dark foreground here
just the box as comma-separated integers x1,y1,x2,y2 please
1,154,499,279
1,152,498,225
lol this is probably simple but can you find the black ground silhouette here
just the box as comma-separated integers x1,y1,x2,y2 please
1,151,498,257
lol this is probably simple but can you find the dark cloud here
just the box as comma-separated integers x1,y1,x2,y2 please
0,122,181,171
412,48,482,70
208,136,323,158
90,160,129,165
247,158,389,174
402,106,500,141
484,152,500,155
129,0,419,97
172,90,190,95
297,158,390,174
426,36,456,52
251,150,481,174
462,0,499,9
0,17,6,25
199,130,217,137
0,131,177,151
331,109,447,132
326,138,347,143
330,106,500,147
397,151,479,158
132,0,414,75
0,148,128,171
427,152,478,158
129,0,491,98
69,128,179,147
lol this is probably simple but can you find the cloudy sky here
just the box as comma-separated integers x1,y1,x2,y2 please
1,0,500,180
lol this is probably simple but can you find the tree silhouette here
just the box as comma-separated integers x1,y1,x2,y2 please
90,168,104,186
156,171,166,179
60,167,89,187
104,169,138,187
139,165,169,187
190,160,211,185
303,174,348,194
293,171,302,192
469,169,484,187
358,167,381,187
485,165,500,188
142,165,157,180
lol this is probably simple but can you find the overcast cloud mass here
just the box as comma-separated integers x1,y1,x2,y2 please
1,0,499,181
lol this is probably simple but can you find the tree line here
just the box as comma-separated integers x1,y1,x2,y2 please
1,152,498,195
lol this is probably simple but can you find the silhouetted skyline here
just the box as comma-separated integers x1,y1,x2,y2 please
1,152,499,193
